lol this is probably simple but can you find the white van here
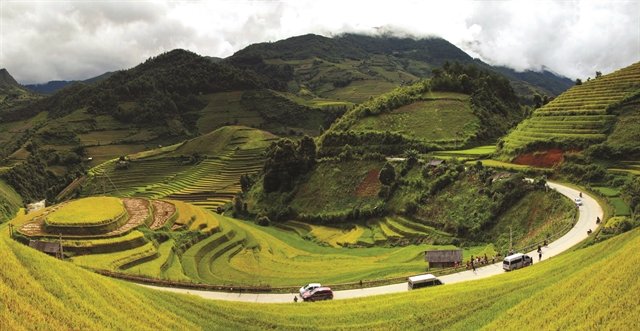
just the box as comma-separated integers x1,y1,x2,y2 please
503,253,533,271
408,274,442,290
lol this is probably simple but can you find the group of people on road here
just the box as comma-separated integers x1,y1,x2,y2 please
466,254,499,271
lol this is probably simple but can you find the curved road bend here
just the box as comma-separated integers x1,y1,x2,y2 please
141,181,603,303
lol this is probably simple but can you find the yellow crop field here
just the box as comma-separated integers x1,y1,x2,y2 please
1,223,640,329
46,197,125,226
170,200,220,232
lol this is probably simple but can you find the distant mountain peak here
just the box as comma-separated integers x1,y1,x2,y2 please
0,68,20,88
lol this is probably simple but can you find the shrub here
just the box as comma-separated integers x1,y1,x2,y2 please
256,215,271,226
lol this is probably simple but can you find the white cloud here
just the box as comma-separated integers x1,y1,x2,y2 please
1,0,638,83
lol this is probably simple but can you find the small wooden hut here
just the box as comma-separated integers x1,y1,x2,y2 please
425,249,463,268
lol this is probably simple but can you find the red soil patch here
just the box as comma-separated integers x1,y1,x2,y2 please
513,149,567,168
354,169,381,197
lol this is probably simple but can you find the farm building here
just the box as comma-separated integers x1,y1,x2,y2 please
425,249,462,268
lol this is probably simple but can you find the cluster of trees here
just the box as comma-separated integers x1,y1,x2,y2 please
319,130,439,157
623,177,640,218
263,136,317,192
1,149,81,202
296,202,386,224
559,154,608,183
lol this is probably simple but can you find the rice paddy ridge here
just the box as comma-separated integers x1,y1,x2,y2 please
278,216,452,248
83,146,266,213
165,147,266,212
501,61,640,156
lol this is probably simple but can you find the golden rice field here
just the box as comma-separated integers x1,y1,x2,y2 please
1,220,639,329
45,197,125,226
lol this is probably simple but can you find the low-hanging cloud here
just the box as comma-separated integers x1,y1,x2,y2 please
1,0,638,84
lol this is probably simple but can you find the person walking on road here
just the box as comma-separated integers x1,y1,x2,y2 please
537,246,542,261
294,296,298,303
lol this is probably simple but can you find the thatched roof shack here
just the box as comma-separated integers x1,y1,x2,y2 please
425,249,463,268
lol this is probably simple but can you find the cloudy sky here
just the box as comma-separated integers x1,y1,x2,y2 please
1,0,639,84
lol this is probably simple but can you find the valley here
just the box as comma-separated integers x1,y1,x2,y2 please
0,13,638,330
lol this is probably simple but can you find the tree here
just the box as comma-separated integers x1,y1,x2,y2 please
575,78,583,85
595,71,602,78
240,174,253,193
297,135,317,172
262,139,302,192
378,162,396,186
532,93,543,108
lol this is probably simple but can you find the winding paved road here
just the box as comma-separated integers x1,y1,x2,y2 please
141,181,603,303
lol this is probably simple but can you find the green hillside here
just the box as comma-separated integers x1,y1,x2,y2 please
1,219,639,329
0,179,22,223
229,34,572,102
318,63,523,156
0,68,41,112
500,61,640,160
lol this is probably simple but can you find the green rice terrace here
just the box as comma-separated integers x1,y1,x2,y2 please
80,126,276,212
500,61,640,160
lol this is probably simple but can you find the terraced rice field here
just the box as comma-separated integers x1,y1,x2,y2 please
86,134,267,213
432,145,496,160
609,161,640,176
175,215,496,286
165,148,265,212
501,61,640,156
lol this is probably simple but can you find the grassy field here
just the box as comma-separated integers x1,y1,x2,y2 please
500,61,640,157
433,145,496,157
347,92,476,147
610,197,632,216
322,80,399,103
45,197,125,226
1,220,639,329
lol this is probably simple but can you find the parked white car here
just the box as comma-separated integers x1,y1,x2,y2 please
574,198,583,206
299,283,322,296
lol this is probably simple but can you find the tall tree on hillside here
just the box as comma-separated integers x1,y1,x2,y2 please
378,162,396,186
297,135,317,172
263,139,300,192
